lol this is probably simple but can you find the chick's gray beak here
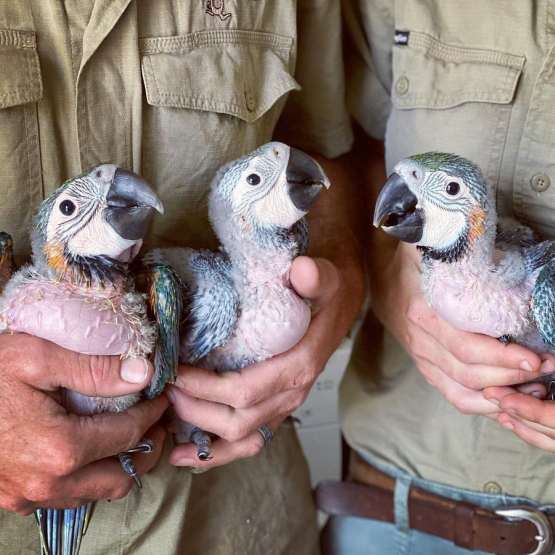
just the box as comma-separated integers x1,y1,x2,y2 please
286,148,330,212
373,172,423,243
105,168,164,241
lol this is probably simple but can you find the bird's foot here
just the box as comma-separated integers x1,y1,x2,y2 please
116,439,156,488
117,453,142,488
190,427,213,461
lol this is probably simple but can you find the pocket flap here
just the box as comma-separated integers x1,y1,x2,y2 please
0,29,43,109
392,32,525,109
140,30,300,123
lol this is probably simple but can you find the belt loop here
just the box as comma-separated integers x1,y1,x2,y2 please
394,475,412,533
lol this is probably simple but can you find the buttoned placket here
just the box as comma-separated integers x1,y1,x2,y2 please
75,0,135,173
513,28,555,235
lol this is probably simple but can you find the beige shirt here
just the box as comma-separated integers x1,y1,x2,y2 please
0,1,352,553
343,0,555,503
0,0,352,260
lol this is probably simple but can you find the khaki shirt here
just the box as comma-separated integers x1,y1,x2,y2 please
0,1,352,554
343,0,555,503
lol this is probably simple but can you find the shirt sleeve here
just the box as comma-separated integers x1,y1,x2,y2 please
273,0,354,159
343,0,395,141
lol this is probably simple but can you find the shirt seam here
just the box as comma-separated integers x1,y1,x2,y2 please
139,29,293,54
410,31,525,68
0,29,36,49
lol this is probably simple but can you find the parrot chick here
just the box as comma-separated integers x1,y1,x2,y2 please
373,152,555,353
145,142,330,460
0,232,15,295
0,165,164,555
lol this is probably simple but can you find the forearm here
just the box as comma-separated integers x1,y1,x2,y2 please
306,151,366,326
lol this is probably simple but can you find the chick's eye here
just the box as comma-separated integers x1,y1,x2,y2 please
446,182,460,196
246,174,261,186
59,200,76,216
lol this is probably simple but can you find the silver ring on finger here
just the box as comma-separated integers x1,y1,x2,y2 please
257,424,274,447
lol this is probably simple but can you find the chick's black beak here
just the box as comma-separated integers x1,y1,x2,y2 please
286,148,330,212
105,168,164,241
373,172,423,243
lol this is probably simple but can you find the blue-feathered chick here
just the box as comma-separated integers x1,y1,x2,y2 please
146,142,330,460
373,152,555,353
0,165,164,555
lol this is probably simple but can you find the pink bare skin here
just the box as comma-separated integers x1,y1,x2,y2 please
204,250,311,370
0,333,169,515
1,281,140,355
428,261,536,338
166,152,366,469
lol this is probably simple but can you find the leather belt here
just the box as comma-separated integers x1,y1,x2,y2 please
315,453,554,555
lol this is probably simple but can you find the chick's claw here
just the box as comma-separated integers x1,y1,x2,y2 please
191,427,213,461
117,452,142,489
116,438,157,488
121,438,156,455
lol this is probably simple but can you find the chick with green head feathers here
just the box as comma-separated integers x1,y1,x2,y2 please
0,165,165,555
145,141,330,461
374,152,555,353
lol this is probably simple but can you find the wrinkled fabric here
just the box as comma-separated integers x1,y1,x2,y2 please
0,1,352,553
342,0,555,507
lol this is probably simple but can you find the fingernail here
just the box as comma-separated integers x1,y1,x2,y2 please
541,360,555,374
487,397,499,406
175,376,185,390
120,358,149,384
520,360,533,372
532,391,543,398
165,388,176,403
502,421,514,430
174,458,196,467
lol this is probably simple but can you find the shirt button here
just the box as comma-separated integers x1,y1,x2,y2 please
530,173,551,192
395,76,410,95
483,481,502,494
245,91,256,112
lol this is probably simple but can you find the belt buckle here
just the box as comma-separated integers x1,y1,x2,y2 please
494,506,554,555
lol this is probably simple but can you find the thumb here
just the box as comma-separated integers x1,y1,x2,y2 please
43,343,154,397
290,256,340,301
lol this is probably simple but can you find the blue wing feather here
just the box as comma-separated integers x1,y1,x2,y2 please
181,250,239,363
531,258,555,349
523,240,555,275
35,503,92,555
142,264,187,398
496,217,537,250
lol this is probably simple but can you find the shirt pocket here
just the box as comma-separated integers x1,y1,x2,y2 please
385,32,524,186
138,29,299,250
0,29,44,260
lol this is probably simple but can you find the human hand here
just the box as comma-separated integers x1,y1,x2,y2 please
482,380,555,451
166,256,363,470
0,333,169,515
372,241,545,415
